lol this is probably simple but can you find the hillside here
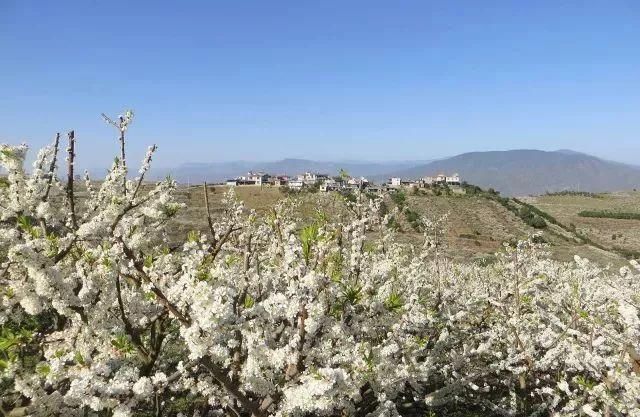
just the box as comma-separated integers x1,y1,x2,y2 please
525,191,640,260
384,149,640,196
171,185,630,268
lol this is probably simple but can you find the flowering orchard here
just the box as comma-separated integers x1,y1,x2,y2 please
1,116,640,417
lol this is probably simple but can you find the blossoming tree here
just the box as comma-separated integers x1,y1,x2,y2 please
1,114,639,416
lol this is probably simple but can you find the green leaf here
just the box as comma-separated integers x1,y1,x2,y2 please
36,363,51,376
342,284,362,306
111,334,134,354
243,294,255,309
300,224,319,264
187,230,200,243
384,292,404,312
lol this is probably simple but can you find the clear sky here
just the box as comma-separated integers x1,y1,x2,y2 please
1,1,638,168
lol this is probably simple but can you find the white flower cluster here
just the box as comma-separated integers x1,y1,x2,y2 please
1,133,640,417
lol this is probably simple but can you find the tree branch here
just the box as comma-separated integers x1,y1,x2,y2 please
43,132,60,201
66,131,77,230
119,238,191,326
115,273,150,361
200,356,265,417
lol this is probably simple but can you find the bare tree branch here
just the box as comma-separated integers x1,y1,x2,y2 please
43,132,60,201
66,131,77,230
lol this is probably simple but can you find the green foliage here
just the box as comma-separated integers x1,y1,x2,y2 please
513,198,559,226
187,230,200,243
390,190,406,208
461,182,483,195
404,208,422,231
0,315,53,373
243,294,255,309
300,223,320,264
341,284,362,306
224,254,241,267
328,252,344,282
339,189,357,204
545,190,603,198
74,351,86,365
384,292,404,312
162,203,181,218
330,281,363,318
0,148,18,159
35,362,51,376
17,215,41,238
196,255,213,281
111,334,135,355
578,210,640,220
528,215,547,229
0,327,33,369
378,200,389,218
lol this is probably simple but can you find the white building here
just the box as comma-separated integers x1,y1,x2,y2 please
298,172,329,185
446,173,461,185
242,171,269,185
288,179,304,189
348,177,369,186
320,178,339,192
390,177,402,187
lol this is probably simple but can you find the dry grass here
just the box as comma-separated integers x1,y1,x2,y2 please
525,192,640,259
158,185,635,268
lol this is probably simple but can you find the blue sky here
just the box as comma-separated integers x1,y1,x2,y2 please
1,1,638,168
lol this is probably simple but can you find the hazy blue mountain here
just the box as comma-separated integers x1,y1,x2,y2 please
156,158,433,183
382,149,640,196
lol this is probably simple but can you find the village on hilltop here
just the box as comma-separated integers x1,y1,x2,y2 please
225,171,462,193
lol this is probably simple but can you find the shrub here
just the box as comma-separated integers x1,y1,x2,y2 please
517,206,547,229
545,190,603,198
1,115,640,417
390,189,406,208
579,210,640,220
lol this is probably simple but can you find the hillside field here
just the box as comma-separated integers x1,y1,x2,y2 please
171,185,633,268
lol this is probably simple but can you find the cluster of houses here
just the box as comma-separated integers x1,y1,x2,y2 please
226,171,462,193
388,173,461,188
226,171,373,191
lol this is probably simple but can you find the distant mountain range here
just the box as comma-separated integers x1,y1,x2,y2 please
383,149,640,196
155,150,640,196
155,159,432,184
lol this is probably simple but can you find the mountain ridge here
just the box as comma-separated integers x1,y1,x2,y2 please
381,149,640,196
151,149,640,196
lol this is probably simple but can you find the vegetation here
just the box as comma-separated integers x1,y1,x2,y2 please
578,210,640,220
389,189,406,208
545,190,603,198
1,116,640,416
